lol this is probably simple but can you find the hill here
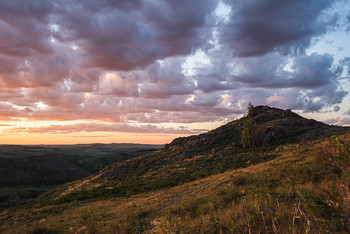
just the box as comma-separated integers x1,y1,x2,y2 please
0,105,349,233
0,143,161,207
46,106,347,203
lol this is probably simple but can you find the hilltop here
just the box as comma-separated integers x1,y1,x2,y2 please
44,106,346,203
0,105,349,233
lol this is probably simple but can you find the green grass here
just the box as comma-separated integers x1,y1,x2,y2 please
48,143,280,203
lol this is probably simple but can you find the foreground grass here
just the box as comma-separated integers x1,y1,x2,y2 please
1,134,349,233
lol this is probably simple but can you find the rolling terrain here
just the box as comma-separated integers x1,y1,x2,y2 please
0,144,161,208
0,105,349,233
46,106,347,203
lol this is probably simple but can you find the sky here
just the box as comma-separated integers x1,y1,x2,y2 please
0,0,350,145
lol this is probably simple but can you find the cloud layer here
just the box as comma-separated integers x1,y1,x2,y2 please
0,0,350,136
9,122,198,134
220,0,335,56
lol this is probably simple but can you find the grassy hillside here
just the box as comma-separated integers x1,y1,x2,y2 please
45,106,347,203
0,106,349,233
0,133,349,233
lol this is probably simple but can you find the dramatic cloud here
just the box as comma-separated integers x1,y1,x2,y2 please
220,0,336,56
138,57,196,98
52,0,217,71
0,0,54,57
0,0,349,143
232,53,344,88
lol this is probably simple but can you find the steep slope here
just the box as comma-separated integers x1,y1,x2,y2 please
46,106,348,203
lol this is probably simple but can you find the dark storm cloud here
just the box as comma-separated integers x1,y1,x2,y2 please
0,0,218,88
0,44,75,88
0,0,348,127
265,84,347,113
288,54,343,88
234,53,343,89
195,49,348,112
221,0,336,56
196,77,237,93
53,0,217,71
138,58,196,98
190,93,223,107
0,0,54,57
143,0,217,57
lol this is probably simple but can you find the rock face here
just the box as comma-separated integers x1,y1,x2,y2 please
252,106,298,122
251,106,330,146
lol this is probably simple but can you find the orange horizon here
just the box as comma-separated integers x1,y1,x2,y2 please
0,131,190,145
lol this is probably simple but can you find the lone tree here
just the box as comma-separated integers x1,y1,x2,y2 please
241,119,257,148
241,103,257,148
247,102,256,118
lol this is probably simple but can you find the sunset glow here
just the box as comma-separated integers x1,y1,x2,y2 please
0,0,350,144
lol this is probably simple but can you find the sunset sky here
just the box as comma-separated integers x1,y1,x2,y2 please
0,0,350,145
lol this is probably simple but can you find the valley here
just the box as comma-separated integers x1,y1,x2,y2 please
0,144,161,208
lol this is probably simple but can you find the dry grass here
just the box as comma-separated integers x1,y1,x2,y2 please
1,134,349,233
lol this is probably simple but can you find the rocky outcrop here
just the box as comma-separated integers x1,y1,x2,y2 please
166,105,339,150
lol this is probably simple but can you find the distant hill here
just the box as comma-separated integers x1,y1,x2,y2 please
0,143,161,207
1,106,349,233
